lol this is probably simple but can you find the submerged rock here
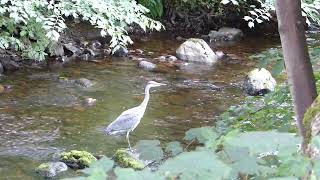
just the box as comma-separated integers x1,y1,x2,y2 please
243,68,276,96
209,27,243,42
113,149,144,170
138,61,157,71
60,150,97,169
35,162,68,178
176,38,218,64
74,78,94,88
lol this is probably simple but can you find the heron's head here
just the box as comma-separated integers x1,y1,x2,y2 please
147,81,166,88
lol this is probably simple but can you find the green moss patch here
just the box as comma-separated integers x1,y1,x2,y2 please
60,150,97,169
113,149,145,170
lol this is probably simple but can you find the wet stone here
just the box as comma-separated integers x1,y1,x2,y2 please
176,38,219,64
243,68,276,96
63,43,81,55
60,150,97,169
138,61,157,71
35,162,68,178
113,46,129,57
90,40,102,50
113,149,145,170
209,27,243,42
74,78,94,88
0,56,20,72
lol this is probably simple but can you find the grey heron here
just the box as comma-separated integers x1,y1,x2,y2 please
105,81,166,150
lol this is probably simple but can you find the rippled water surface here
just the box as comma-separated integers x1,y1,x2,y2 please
0,32,281,179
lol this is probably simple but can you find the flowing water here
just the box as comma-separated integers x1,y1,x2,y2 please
0,32,282,179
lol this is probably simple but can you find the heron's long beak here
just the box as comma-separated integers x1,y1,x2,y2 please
158,83,166,86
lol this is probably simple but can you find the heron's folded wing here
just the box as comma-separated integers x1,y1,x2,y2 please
106,111,140,134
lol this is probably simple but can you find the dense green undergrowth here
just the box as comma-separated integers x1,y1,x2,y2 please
144,0,319,28
0,0,162,61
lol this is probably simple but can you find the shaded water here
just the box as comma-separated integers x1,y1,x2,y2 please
0,33,279,179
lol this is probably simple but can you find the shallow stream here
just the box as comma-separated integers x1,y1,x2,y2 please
0,32,286,179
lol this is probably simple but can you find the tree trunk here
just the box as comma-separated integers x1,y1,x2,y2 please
276,0,317,149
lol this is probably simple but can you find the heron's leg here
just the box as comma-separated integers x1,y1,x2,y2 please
126,131,132,151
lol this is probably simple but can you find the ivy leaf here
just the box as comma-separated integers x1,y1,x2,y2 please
134,140,163,161
158,150,232,179
165,141,183,156
114,168,164,180
81,156,114,175
277,153,311,178
223,131,301,155
184,126,218,148
86,169,107,180
218,145,274,177
313,160,320,178
268,177,299,180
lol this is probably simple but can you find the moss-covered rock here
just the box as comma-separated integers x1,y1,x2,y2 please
113,149,145,170
60,150,97,169
35,162,68,178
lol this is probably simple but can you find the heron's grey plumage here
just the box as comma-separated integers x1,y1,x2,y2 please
105,81,166,150
105,107,142,135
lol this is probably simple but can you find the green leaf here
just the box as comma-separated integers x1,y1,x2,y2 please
218,145,274,177
134,140,164,161
81,156,114,175
63,177,87,180
277,153,311,178
271,61,285,76
158,150,232,179
165,141,183,156
184,126,218,148
114,168,164,180
86,168,107,180
268,177,299,180
223,131,301,155
313,160,320,178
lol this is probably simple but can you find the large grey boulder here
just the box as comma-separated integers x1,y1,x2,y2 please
176,38,218,64
243,68,276,96
209,27,243,42
35,162,68,178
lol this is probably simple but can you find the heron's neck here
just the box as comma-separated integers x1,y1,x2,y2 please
140,85,151,108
